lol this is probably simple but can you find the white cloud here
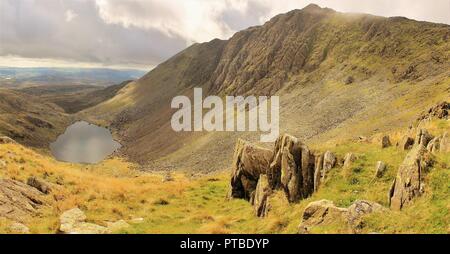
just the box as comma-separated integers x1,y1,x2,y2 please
94,0,251,43
65,9,78,22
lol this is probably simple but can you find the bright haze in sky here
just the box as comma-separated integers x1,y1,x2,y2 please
1,0,449,70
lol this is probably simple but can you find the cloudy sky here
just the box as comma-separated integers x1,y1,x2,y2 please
1,0,449,70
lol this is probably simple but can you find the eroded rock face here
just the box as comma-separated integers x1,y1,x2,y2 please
230,139,273,201
269,134,315,202
0,179,45,222
252,175,272,217
389,145,433,210
59,208,110,234
313,154,324,192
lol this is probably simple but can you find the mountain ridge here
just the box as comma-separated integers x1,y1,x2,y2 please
81,4,450,172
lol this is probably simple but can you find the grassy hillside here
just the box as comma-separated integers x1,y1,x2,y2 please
82,5,450,172
0,89,71,148
1,119,448,234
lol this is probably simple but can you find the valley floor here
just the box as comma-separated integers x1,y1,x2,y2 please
0,120,449,234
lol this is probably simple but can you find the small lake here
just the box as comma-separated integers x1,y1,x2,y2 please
50,121,121,164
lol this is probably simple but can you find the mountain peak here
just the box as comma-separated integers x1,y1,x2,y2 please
302,3,321,10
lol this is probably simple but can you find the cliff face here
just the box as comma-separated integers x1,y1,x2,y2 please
83,4,450,171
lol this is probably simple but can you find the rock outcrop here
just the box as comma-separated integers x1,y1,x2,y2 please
269,134,315,203
375,161,387,178
252,175,271,217
0,179,45,222
415,129,433,147
389,145,433,210
59,208,110,234
298,200,349,234
347,200,386,230
381,135,392,148
399,136,414,150
417,101,450,121
343,153,357,169
27,176,51,194
299,199,385,234
440,132,450,153
426,137,441,153
0,136,16,144
230,139,273,200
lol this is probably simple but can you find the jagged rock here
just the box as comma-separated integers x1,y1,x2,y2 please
439,132,450,153
375,161,387,178
313,154,324,192
230,139,273,201
9,222,30,234
427,137,441,153
381,135,392,148
389,145,433,210
27,176,51,194
298,199,386,233
343,153,357,169
106,220,130,232
322,151,337,172
347,200,386,230
417,101,450,121
399,136,415,150
59,208,110,234
0,136,16,144
415,129,433,147
298,200,349,234
0,179,45,222
358,136,369,143
269,134,315,203
252,175,271,217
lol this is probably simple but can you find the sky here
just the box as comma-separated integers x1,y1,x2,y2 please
1,0,449,71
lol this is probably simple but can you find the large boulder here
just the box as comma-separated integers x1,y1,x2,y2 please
298,199,386,234
230,139,273,201
0,179,45,222
389,145,433,210
298,200,349,234
269,134,315,203
59,208,110,234
252,175,271,217
347,200,386,230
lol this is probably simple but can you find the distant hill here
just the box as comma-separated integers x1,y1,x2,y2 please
83,4,450,171
0,67,145,88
